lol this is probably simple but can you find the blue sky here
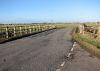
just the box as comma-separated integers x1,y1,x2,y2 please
0,0,100,23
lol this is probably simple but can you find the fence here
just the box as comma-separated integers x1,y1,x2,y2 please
0,24,56,42
79,24,100,38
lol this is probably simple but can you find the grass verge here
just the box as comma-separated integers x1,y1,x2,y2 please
72,28,100,58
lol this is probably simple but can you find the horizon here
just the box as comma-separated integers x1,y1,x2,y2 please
0,0,100,24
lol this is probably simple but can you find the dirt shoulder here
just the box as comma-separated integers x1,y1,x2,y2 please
62,43,100,71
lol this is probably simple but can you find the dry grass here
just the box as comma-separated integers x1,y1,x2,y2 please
72,28,100,58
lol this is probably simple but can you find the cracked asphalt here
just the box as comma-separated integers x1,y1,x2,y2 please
62,43,100,71
0,28,73,71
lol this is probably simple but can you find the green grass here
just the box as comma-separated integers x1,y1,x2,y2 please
76,34,100,49
72,28,100,58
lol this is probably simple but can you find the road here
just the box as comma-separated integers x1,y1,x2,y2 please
0,28,73,71
62,43,100,71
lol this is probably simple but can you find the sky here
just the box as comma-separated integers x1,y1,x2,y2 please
0,0,100,23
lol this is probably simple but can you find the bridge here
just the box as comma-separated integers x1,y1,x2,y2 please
0,26,100,71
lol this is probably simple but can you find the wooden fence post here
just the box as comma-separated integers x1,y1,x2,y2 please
36,25,38,32
40,25,43,31
98,26,100,38
41,25,43,31
34,25,36,32
42,25,44,31
38,25,40,31
82,25,85,35
25,26,27,34
79,24,84,35
14,26,16,37
19,26,22,35
29,26,32,33
6,27,9,38
32,26,35,32
37,25,39,32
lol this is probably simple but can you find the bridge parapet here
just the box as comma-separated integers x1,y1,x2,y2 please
79,24,100,38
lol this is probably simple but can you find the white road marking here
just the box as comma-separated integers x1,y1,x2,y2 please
74,42,76,44
73,44,75,47
73,42,76,47
67,53,71,58
56,42,77,71
61,61,65,67
71,47,74,52
56,69,61,71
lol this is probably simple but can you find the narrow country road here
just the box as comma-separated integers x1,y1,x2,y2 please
0,28,73,71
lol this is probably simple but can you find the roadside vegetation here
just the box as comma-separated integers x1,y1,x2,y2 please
72,26,100,58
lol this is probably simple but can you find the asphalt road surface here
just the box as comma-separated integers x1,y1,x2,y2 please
62,43,100,71
0,28,73,71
